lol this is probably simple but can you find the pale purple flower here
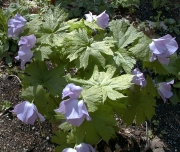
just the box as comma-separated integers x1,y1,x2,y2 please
15,35,36,70
12,101,45,125
149,34,178,65
8,13,27,38
63,143,95,152
131,68,147,88
158,80,174,102
96,11,109,28
54,84,91,127
62,83,82,99
85,11,109,28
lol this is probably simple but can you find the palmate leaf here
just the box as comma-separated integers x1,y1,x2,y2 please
109,20,142,49
122,77,157,126
113,48,136,73
130,35,152,61
52,130,74,152
72,105,116,144
65,28,114,69
109,20,143,73
37,6,69,46
163,56,180,76
34,46,52,61
19,61,66,96
21,85,59,122
143,60,168,75
67,65,133,110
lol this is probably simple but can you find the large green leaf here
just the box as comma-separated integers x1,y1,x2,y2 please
113,48,136,73
122,77,157,125
72,105,116,144
109,20,145,73
65,28,114,69
130,35,152,61
21,85,59,122
19,61,66,96
36,6,69,46
33,46,52,61
67,66,133,110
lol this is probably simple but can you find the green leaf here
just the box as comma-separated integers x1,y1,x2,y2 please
109,20,145,73
109,20,142,48
122,77,157,125
73,105,116,144
143,60,168,75
52,130,74,152
113,48,136,73
163,57,180,76
65,28,114,69
130,35,152,61
170,89,180,105
21,85,59,122
67,65,133,107
34,46,52,61
20,61,66,96
36,6,69,46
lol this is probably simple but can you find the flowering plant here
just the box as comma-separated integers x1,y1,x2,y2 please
2,5,180,152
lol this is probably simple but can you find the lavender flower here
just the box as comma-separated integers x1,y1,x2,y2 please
8,14,27,38
96,11,109,28
62,83,82,99
12,101,45,125
149,34,178,65
15,34,36,70
158,80,174,102
85,11,109,28
54,83,91,127
63,143,95,152
131,68,147,88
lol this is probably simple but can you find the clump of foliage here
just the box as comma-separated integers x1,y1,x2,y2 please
0,0,180,152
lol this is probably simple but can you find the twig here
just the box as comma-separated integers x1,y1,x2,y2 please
145,121,149,146
8,75,21,83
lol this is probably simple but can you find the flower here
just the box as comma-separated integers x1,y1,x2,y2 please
149,34,178,65
158,80,174,102
8,13,27,38
54,83,91,126
96,11,109,28
85,11,109,28
131,68,147,88
62,83,82,99
63,143,95,152
11,101,45,125
15,34,36,70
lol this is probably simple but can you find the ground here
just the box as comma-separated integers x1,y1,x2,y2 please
0,0,180,152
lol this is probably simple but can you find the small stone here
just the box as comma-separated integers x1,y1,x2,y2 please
134,130,141,136
46,136,50,140
115,143,120,149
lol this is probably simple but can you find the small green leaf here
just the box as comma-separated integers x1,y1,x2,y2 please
34,46,52,61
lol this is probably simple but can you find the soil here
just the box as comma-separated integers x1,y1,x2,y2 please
1,0,180,152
